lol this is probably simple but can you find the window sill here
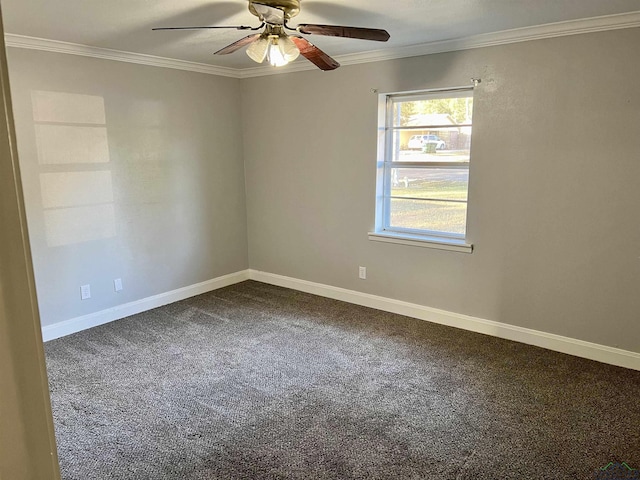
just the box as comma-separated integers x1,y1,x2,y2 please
368,232,473,253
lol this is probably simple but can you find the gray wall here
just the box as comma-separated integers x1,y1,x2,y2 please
242,28,640,353
7,49,248,327
7,28,640,354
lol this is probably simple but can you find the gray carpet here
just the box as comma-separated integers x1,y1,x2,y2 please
45,280,640,479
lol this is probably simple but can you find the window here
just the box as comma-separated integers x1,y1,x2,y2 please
371,87,474,253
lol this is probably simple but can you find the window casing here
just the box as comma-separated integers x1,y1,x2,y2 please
372,87,474,252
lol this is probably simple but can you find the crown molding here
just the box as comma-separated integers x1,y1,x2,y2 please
4,34,240,78
241,10,640,77
336,10,640,68
5,11,640,79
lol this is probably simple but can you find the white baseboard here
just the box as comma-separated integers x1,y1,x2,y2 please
248,269,640,371
42,269,250,342
42,268,640,371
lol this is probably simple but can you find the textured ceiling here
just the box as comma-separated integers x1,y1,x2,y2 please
3,0,640,70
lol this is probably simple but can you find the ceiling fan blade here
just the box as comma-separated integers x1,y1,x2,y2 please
296,24,390,42
251,3,285,25
214,33,262,55
152,25,258,31
291,36,340,71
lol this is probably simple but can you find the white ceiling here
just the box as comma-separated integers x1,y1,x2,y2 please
3,0,640,71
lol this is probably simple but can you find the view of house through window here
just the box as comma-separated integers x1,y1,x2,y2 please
375,88,474,244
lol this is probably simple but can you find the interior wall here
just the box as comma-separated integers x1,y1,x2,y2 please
6,28,640,356
242,28,640,353
7,48,248,327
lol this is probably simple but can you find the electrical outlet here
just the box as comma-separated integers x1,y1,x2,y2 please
359,266,367,279
114,278,123,292
80,284,91,300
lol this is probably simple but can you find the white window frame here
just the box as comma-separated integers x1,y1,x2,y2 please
369,87,474,253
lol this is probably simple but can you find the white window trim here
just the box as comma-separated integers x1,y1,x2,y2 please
367,231,473,253
372,86,474,253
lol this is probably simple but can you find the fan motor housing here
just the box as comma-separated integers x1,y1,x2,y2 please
248,0,300,19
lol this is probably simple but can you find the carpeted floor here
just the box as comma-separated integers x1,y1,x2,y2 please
45,281,640,479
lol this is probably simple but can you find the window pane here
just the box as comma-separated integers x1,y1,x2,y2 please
377,88,474,240
390,168,468,201
392,96,473,128
389,198,467,235
391,128,471,163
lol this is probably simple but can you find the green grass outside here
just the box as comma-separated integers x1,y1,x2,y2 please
391,176,468,201
390,177,468,234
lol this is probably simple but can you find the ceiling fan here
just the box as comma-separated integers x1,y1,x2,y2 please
153,0,390,71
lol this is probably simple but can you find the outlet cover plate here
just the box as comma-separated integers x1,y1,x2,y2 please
359,266,367,279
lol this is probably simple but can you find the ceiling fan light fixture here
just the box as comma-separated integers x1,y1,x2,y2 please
247,29,300,67
268,34,299,67
267,38,288,67
246,35,269,63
